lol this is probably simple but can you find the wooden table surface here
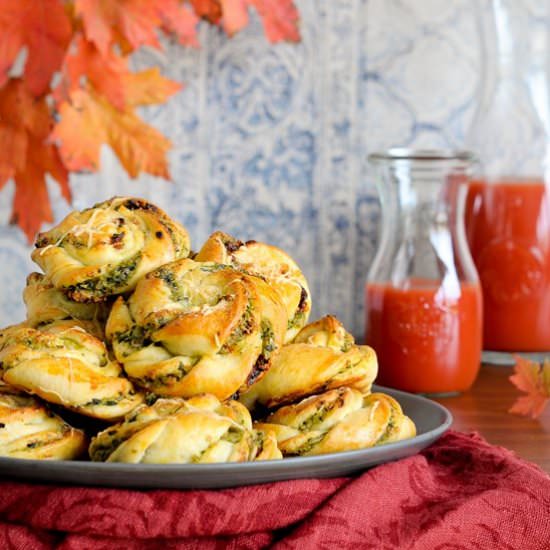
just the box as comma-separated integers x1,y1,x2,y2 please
432,364,550,473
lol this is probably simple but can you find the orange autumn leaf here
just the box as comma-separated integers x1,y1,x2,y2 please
509,356,550,419
247,0,300,43
54,35,181,110
124,67,182,107
0,79,69,241
157,0,200,47
191,0,300,42
52,87,172,179
75,0,162,54
0,0,72,96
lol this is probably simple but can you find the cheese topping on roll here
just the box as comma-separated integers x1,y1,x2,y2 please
32,197,190,302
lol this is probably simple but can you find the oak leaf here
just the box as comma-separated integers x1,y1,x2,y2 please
509,356,550,419
0,0,72,96
52,88,172,179
55,35,181,110
0,79,69,241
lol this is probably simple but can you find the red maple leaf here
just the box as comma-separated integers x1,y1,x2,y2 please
0,0,72,96
157,0,200,47
190,0,300,42
52,87,172,179
509,356,550,419
54,34,181,110
75,0,162,54
0,79,69,241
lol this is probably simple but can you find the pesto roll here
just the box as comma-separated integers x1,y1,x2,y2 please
89,394,282,463
0,321,144,421
24,272,107,337
106,258,276,400
239,316,378,410
0,383,87,459
32,197,191,302
195,231,311,342
255,388,416,457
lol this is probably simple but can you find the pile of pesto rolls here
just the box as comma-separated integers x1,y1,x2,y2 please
0,197,415,464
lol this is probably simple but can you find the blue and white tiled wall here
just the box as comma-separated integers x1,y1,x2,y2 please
0,0,483,337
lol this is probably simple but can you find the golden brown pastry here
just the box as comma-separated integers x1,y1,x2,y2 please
32,197,191,302
106,258,280,400
239,316,378,410
89,394,282,463
0,383,87,459
255,388,416,457
24,272,107,337
196,231,311,342
0,321,144,421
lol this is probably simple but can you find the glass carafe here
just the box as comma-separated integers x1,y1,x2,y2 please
465,1,550,356
365,150,482,395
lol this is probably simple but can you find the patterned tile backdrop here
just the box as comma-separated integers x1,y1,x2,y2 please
0,0,484,337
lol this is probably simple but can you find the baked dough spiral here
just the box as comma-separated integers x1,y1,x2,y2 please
255,387,416,456
196,231,311,342
32,197,191,302
0,321,144,420
24,272,107,337
106,258,284,400
89,394,282,463
239,316,378,410
0,383,87,459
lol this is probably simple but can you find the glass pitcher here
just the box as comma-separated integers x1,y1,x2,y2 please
365,150,482,395
465,1,550,356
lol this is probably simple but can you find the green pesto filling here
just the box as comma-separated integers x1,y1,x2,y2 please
376,414,397,445
287,310,306,330
134,360,196,389
83,393,131,408
261,321,276,359
68,253,142,295
295,434,324,456
219,302,254,354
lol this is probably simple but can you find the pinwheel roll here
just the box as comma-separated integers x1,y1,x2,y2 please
196,231,311,342
24,272,107,337
0,383,87,459
239,316,378,410
0,321,144,421
255,388,416,457
106,259,268,400
32,197,191,302
89,394,281,463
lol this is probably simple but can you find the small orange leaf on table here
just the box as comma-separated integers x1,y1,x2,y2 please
509,356,550,419
52,88,172,179
0,0,72,96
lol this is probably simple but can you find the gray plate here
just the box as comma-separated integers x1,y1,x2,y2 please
0,386,452,489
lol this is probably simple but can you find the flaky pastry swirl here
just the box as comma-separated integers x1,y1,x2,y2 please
89,394,282,463
107,259,278,400
255,388,416,456
0,383,87,459
24,272,107,337
239,316,378,410
32,197,190,302
0,321,143,420
196,231,311,342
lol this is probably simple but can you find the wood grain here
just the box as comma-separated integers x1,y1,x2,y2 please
432,365,550,473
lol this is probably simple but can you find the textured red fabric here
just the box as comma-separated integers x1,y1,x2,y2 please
0,431,548,549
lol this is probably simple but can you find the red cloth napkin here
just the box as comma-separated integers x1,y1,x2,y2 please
0,431,549,550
